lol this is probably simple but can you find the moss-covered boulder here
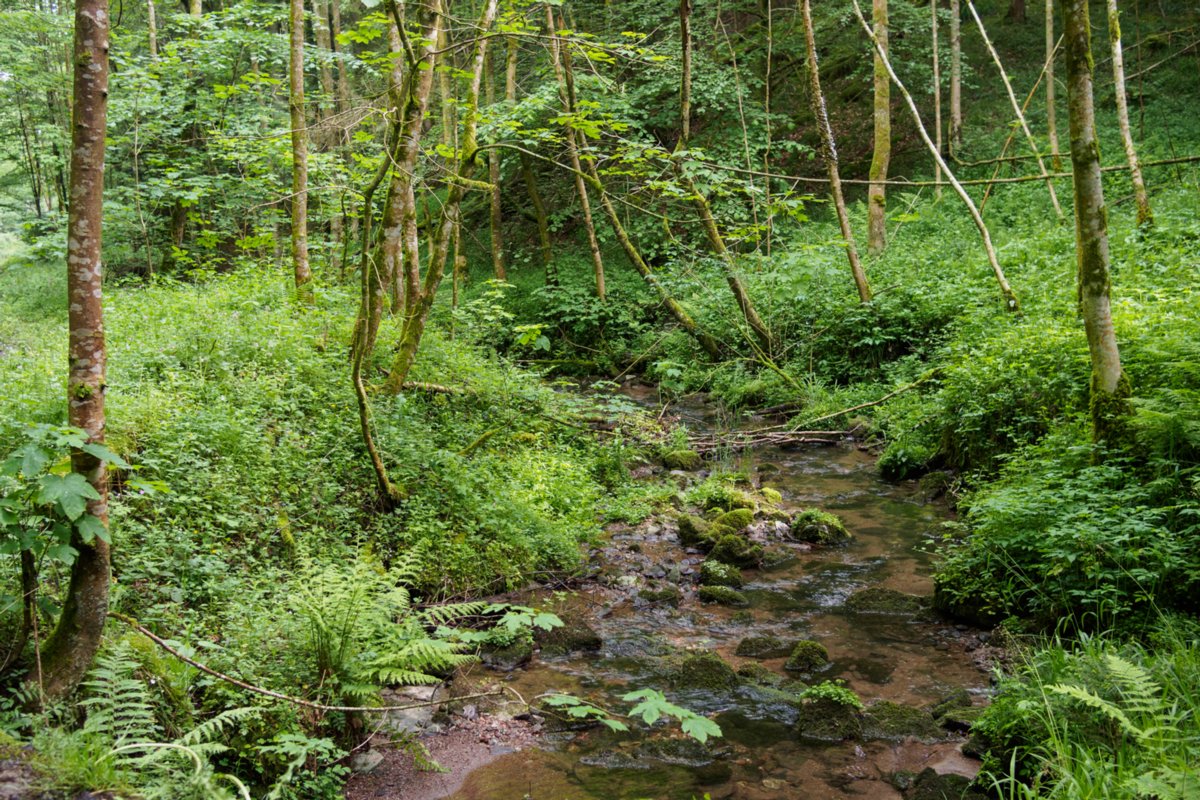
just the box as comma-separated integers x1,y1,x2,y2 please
698,585,749,606
638,586,683,607
906,768,989,800
760,486,783,505
918,470,953,500
662,449,702,471
535,618,602,657
480,638,534,672
671,651,739,692
734,635,792,660
709,535,763,568
783,640,829,673
676,514,716,549
699,559,743,588
697,484,757,512
862,701,944,742
789,508,851,544
736,662,784,686
844,587,928,616
712,507,754,534
760,546,797,571
795,698,862,742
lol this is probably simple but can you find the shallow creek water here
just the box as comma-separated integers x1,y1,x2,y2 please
442,387,989,799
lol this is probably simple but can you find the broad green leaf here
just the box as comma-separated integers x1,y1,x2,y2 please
76,514,110,544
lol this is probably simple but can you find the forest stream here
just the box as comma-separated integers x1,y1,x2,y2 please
346,384,997,800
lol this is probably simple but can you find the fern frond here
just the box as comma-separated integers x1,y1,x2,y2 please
1047,683,1145,741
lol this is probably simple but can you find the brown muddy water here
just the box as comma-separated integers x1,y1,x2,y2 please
399,387,991,800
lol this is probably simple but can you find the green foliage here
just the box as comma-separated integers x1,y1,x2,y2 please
798,681,863,711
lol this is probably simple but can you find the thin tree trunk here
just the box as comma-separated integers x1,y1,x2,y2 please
330,0,352,119
867,0,891,254
968,1,1064,220
37,0,111,701
1046,0,1062,169
508,36,553,276
680,0,692,144
311,0,337,138
486,48,505,280
932,0,943,196
384,0,499,394
189,0,200,16
547,6,605,302
1063,0,1130,443
1008,0,1026,22
851,0,1019,312
147,0,158,60
950,0,962,152
289,0,314,303
1106,0,1152,226
799,0,872,303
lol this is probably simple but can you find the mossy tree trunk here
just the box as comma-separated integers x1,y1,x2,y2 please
1046,0,1063,169
486,48,505,280
1063,0,1132,444
950,0,963,153
799,0,872,303
867,0,890,254
931,0,943,196
1106,0,1152,226
509,38,553,280
37,0,112,700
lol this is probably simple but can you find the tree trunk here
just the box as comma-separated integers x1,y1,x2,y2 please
931,0,943,196
1106,0,1152,226
189,0,200,16
486,48,505,280
1007,0,1026,22
851,0,1018,311
311,0,337,137
509,37,553,277
547,6,606,302
1063,0,1130,443
147,0,158,60
867,0,890,254
1046,0,1062,169
289,0,314,303
950,0,963,152
799,0,872,303
967,1,1064,220
680,0,692,144
37,0,112,701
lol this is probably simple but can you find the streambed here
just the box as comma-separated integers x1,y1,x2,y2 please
351,386,995,800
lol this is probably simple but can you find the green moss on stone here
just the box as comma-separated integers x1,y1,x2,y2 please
734,635,792,660
789,508,851,545
637,586,683,607
783,640,829,673
712,507,754,533
699,559,743,588
709,535,763,567
676,514,716,549
662,449,702,470
671,651,739,691
862,701,944,742
698,585,749,606
844,587,927,616
760,486,782,505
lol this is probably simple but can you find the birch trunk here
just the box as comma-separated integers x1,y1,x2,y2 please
38,0,112,700
1063,0,1131,443
1106,0,1153,226
1046,0,1062,169
147,0,157,59
799,0,872,303
932,0,943,195
867,0,890,254
950,0,962,152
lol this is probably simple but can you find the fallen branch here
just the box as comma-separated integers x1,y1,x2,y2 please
108,612,501,715
791,372,938,431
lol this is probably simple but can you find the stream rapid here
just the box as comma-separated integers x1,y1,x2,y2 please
441,385,991,799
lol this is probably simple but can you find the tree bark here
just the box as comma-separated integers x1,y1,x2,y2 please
680,0,692,144
509,37,553,276
547,6,605,302
189,0,200,16
967,1,1064,220
950,0,963,152
310,0,337,138
931,0,943,196
37,0,112,700
799,0,872,303
1106,0,1152,226
1007,0,1026,22
867,0,890,254
1046,0,1062,169
486,47,505,280
851,0,1018,311
1063,0,1130,443
289,0,314,303
147,0,158,60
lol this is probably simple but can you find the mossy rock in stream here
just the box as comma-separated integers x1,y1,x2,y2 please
906,768,989,800
760,546,797,571
789,508,851,545
671,651,740,692
708,535,763,568
662,449,703,471
783,640,829,673
535,618,602,657
844,587,929,616
734,635,792,660
736,662,785,686
638,585,683,607
760,486,783,505
862,701,945,742
677,514,717,549
699,559,743,588
795,697,863,742
479,638,534,672
698,585,749,606
700,485,757,512
711,508,754,534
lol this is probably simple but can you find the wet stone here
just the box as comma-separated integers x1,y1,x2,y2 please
699,559,744,588
698,585,749,606
844,587,929,616
905,767,989,800
861,701,945,742
708,535,763,568
794,697,863,742
671,651,740,692
783,640,829,673
789,508,852,545
535,617,602,657
480,638,534,672
734,635,792,660
637,585,683,607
